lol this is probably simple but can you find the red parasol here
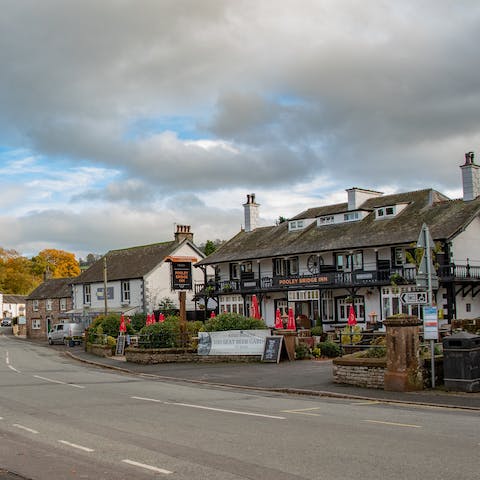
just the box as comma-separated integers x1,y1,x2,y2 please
119,314,127,333
159,313,165,323
251,294,261,319
151,312,156,324
347,305,358,326
286,307,296,330
274,308,283,329
210,311,216,318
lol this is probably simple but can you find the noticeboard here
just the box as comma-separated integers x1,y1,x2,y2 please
171,262,192,290
115,335,126,356
262,336,283,363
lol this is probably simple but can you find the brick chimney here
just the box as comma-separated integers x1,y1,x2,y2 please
461,152,480,201
243,193,259,232
174,225,194,243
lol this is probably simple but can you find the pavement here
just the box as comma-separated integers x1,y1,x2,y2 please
58,344,480,411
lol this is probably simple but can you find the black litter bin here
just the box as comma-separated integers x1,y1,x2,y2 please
442,331,480,392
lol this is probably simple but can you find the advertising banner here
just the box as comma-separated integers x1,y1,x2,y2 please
198,330,270,356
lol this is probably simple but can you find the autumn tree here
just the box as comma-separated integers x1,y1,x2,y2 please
0,248,41,294
31,249,80,278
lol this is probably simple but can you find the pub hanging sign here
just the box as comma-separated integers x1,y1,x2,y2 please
171,262,193,290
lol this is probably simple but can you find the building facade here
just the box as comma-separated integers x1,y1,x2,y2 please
0,294,26,319
196,156,480,330
25,278,74,340
70,225,213,325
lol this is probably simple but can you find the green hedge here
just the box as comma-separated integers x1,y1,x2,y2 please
203,312,268,332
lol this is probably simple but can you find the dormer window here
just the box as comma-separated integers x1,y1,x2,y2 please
289,220,305,231
344,212,360,222
376,206,396,219
318,215,335,225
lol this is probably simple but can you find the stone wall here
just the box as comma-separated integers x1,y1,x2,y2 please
125,347,262,364
333,356,386,389
86,343,114,357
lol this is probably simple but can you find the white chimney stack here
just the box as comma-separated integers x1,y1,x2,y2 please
346,188,383,210
461,152,480,201
243,193,259,232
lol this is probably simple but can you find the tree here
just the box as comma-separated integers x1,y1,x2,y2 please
32,249,80,278
0,249,41,294
203,240,217,256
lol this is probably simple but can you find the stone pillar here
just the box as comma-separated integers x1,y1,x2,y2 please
384,315,423,391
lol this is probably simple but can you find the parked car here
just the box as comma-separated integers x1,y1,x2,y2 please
48,322,84,346
1,318,12,327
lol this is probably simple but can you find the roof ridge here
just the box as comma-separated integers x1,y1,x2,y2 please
108,240,175,254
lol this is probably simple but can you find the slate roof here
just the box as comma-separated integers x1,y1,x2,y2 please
2,294,27,304
197,189,480,265
71,241,180,284
26,278,74,300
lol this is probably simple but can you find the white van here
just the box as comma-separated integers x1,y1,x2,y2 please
48,323,84,346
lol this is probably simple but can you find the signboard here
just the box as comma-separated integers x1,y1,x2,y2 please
18,315,26,325
423,306,439,341
197,330,269,356
171,262,192,290
400,291,428,305
115,334,126,356
262,336,283,363
96,287,114,300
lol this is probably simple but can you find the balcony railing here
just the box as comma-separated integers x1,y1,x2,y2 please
195,264,480,296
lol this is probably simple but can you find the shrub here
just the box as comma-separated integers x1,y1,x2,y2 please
87,313,134,341
362,346,387,358
311,346,322,358
138,315,180,348
295,342,311,360
318,340,341,358
310,326,323,336
186,320,204,335
203,312,268,332
129,313,147,332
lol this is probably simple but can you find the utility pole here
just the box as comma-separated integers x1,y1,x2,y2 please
103,256,108,316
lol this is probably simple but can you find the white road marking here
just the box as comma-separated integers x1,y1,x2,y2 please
131,396,163,403
58,440,94,452
8,365,20,373
353,401,381,406
5,351,9,364
122,459,172,475
33,375,85,389
13,424,39,434
169,402,286,419
131,396,286,419
282,407,322,416
364,419,422,428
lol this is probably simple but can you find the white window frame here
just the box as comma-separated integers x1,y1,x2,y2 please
32,319,41,329
46,299,53,311
376,206,396,219
343,212,360,222
84,284,91,305
289,220,305,231
121,281,131,304
321,290,334,323
318,215,335,225
219,295,244,315
33,300,39,312
60,298,67,311
337,297,365,323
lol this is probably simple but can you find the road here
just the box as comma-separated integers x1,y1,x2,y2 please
0,333,479,479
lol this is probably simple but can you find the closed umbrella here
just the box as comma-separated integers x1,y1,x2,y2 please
210,311,216,318
159,313,165,323
347,305,357,326
286,307,296,330
251,294,261,319
274,309,283,329
119,314,127,333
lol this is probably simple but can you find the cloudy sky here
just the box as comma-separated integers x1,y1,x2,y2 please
1,1,480,259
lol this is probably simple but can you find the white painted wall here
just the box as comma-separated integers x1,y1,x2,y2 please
450,216,480,266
